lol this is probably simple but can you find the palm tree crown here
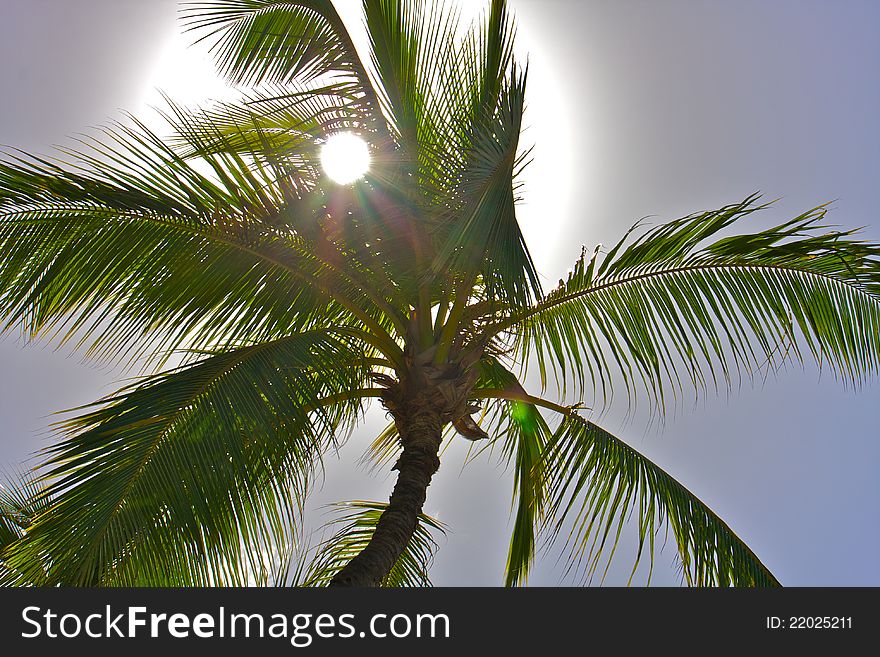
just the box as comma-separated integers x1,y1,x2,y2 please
2,0,879,587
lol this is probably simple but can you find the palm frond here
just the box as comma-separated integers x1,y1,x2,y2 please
432,67,539,307
360,0,539,326
491,196,880,409
362,0,462,177
544,414,780,586
166,85,367,165
0,112,404,366
181,0,357,87
359,420,400,475
0,471,46,545
0,331,373,586
180,0,393,144
0,471,53,585
294,500,445,587
473,357,550,586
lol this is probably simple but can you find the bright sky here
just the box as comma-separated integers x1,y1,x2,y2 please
0,0,878,586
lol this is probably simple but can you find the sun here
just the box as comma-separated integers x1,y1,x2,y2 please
320,133,371,184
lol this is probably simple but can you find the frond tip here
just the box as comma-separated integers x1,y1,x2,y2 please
544,414,780,587
498,195,880,410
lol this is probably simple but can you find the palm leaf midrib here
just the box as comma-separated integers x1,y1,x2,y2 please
495,259,880,335
12,199,409,348
54,334,333,583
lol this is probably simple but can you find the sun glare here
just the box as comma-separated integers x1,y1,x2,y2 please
321,133,371,184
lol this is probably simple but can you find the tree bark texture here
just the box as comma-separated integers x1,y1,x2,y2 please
329,390,443,586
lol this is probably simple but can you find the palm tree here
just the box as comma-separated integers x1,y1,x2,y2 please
1,0,879,587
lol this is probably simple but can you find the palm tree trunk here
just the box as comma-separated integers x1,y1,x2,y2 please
329,395,443,586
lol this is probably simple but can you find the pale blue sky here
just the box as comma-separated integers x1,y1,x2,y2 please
1,0,878,585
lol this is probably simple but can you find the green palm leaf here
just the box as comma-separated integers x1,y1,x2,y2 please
543,414,780,586
0,471,52,585
473,370,777,586
430,67,540,308
490,196,880,409
181,0,358,87
180,0,390,143
0,331,373,586
0,111,404,366
0,472,45,545
473,356,550,586
294,500,445,587
166,85,367,164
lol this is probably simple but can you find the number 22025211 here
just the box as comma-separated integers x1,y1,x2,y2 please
766,617,852,630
